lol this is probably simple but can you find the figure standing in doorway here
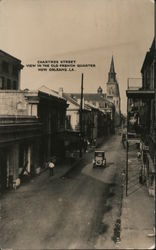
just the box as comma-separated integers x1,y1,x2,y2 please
48,159,55,176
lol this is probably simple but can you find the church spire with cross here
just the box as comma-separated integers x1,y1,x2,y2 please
108,55,116,83
106,56,121,126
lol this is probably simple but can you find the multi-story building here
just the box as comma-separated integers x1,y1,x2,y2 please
0,50,23,90
25,86,68,160
58,88,92,157
0,89,42,192
0,84,68,193
0,50,68,193
71,87,115,135
126,38,155,197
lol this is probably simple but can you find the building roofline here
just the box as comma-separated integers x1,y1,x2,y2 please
0,50,22,63
141,38,155,73
38,85,66,101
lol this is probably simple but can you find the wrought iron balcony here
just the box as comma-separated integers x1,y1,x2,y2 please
0,115,40,124
127,78,142,90
127,78,155,98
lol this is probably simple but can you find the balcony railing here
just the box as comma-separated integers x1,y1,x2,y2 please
0,115,40,124
127,78,142,90
127,78,155,90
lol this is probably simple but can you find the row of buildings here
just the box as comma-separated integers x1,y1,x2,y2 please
126,13,156,198
0,50,121,193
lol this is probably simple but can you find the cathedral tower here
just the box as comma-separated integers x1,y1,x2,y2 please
106,56,121,126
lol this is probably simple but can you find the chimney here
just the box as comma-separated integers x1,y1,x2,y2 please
59,87,63,97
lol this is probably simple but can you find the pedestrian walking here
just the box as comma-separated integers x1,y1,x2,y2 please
48,160,55,176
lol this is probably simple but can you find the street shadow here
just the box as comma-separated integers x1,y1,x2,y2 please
127,184,143,197
81,161,117,185
103,204,112,213
128,180,140,190
105,162,114,168
124,169,144,196
128,175,139,183
128,173,139,179
97,222,109,235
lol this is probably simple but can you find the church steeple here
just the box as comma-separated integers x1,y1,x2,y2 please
108,56,116,83
106,56,121,126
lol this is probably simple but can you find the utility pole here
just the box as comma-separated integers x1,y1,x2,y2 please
154,0,156,213
126,140,129,196
154,0,156,118
79,73,84,158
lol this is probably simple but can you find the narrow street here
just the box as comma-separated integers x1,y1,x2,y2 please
0,134,126,249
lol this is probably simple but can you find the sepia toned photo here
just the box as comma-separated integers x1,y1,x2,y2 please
0,0,155,249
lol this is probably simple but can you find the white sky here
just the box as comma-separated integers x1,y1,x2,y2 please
0,0,154,114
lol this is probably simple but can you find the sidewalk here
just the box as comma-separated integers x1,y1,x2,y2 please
4,157,83,195
119,148,155,249
3,144,95,195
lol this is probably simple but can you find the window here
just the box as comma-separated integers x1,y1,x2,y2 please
2,61,9,73
66,115,71,129
12,65,18,77
7,79,11,89
0,77,5,89
13,81,17,90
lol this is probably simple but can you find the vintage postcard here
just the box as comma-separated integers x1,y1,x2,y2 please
0,0,155,249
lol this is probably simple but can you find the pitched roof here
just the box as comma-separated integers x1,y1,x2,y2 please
38,85,66,100
68,93,114,108
63,93,92,111
63,93,80,107
84,101,99,110
69,93,107,101
24,85,66,102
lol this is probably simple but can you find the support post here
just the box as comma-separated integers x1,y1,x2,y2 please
126,79,129,196
126,140,128,196
79,73,84,158
154,1,156,121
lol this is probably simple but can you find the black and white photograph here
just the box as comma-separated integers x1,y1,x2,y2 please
0,0,155,249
